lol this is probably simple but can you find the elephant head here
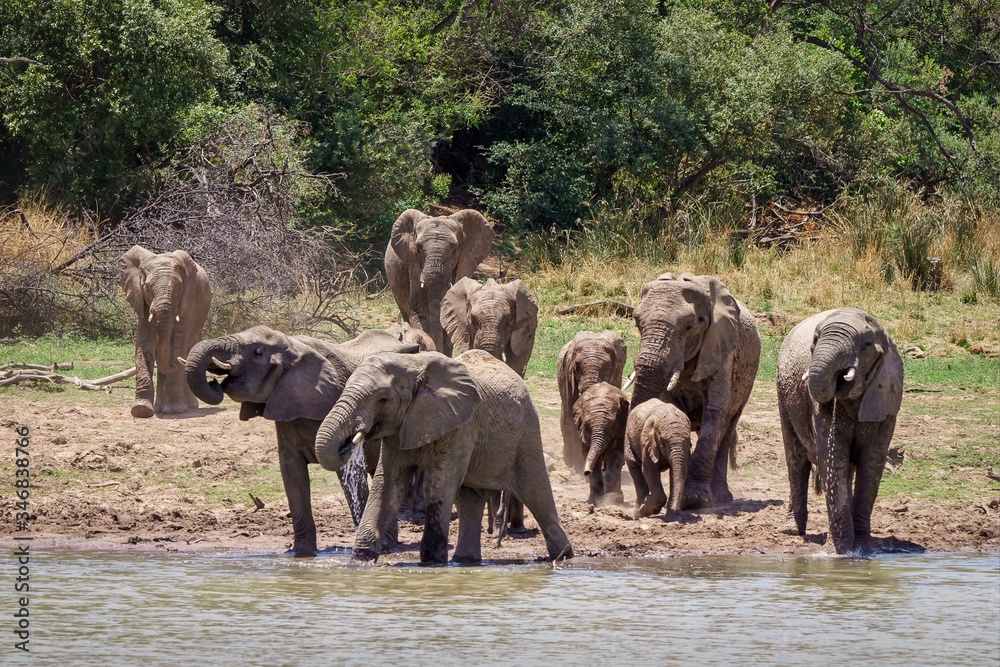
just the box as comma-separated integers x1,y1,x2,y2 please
557,330,628,472
184,326,354,423
440,277,538,377
313,352,482,473
386,209,494,354
806,308,903,422
572,382,629,505
119,244,210,417
630,272,741,409
386,322,437,352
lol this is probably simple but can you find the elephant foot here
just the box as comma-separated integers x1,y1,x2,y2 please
711,484,734,506
451,551,482,564
681,480,714,509
351,546,379,562
638,501,664,518
131,400,155,418
381,521,399,553
287,547,317,558
780,518,804,536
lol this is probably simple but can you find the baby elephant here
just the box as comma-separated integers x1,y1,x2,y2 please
573,382,629,506
626,398,692,518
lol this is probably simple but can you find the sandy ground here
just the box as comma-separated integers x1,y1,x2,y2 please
1,376,998,562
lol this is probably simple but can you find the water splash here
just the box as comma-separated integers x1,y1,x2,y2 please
341,439,370,526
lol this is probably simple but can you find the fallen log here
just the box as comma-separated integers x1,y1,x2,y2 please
0,366,136,390
555,299,634,317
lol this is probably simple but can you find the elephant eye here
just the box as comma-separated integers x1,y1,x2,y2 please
378,396,389,405
254,348,263,357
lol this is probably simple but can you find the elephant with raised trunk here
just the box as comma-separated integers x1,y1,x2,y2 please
119,245,211,418
184,326,417,556
314,350,573,565
557,330,628,473
572,382,629,506
385,208,494,355
777,308,903,555
626,398,691,518
629,273,760,509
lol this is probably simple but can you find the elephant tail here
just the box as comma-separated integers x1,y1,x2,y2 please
812,464,822,495
729,440,738,470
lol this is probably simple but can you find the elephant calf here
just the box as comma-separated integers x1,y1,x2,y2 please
777,308,903,555
572,382,629,506
184,326,417,556
625,398,692,518
314,350,573,565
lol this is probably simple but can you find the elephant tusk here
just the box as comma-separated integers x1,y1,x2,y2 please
420,281,425,290
148,312,154,323
175,315,180,322
352,430,365,445
176,357,188,366
211,356,233,370
802,370,809,382
622,371,636,391
843,367,856,382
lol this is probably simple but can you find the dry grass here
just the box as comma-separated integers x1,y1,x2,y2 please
0,199,97,273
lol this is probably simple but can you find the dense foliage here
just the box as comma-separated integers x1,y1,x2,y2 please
1,0,997,233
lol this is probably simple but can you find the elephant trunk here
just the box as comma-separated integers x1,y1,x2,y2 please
631,351,669,409
418,259,451,352
184,338,238,405
584,432,608,476
315,388,370,472
473,323,504,360
668,442,688,513
808,326,858,404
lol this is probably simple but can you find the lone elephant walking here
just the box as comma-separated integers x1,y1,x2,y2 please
119,245,211,418
777,308,903,554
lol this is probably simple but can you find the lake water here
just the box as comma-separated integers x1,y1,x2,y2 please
9,549,1000,666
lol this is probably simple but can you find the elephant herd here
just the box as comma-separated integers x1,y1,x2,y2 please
120,208,904,562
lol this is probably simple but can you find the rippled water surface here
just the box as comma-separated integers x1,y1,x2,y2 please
13,549,1000,666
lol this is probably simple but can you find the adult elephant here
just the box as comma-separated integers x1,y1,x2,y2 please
119,245,211,418
313,350,573,565
630,272,760,509
777,308,903,555
441,277,539,378
384,208,494,355
557,330,628,473
183,326,417,556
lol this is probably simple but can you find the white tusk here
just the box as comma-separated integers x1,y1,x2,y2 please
420,281,425,290
843,367,856,382
175,315,180,322
622,371,636,391
211,356,233,370
176,357,188,366
502,352,507,363
148,312,154,323
352,431,365,444
802,370,809,381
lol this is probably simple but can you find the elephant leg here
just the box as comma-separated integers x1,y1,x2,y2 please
627,458,649,518
710,414,741,505
132,344,156,418
779,406,811,535
684,405,726,509
419,444,471,565
639,456,667,517
355,459,409,561
453,487,486,563
851,417,895,544
516,482,573,560
277,443,317,556
601,448,625,505
506,496,525,531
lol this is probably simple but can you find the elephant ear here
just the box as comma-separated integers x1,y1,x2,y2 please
119,245,155,315
639,272,676,301
505,279,538,360
557,340,586,472
688,275,741,383
451,209,494,281
389,209,427,265
399,354,482,450
262,339,344,422
441,277,481,354
602,331,628,387
859,339,904,422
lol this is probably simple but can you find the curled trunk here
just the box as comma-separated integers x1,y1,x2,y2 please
184,338,237,405
808,334,856,405
315,389,369,472
584,433,607,475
